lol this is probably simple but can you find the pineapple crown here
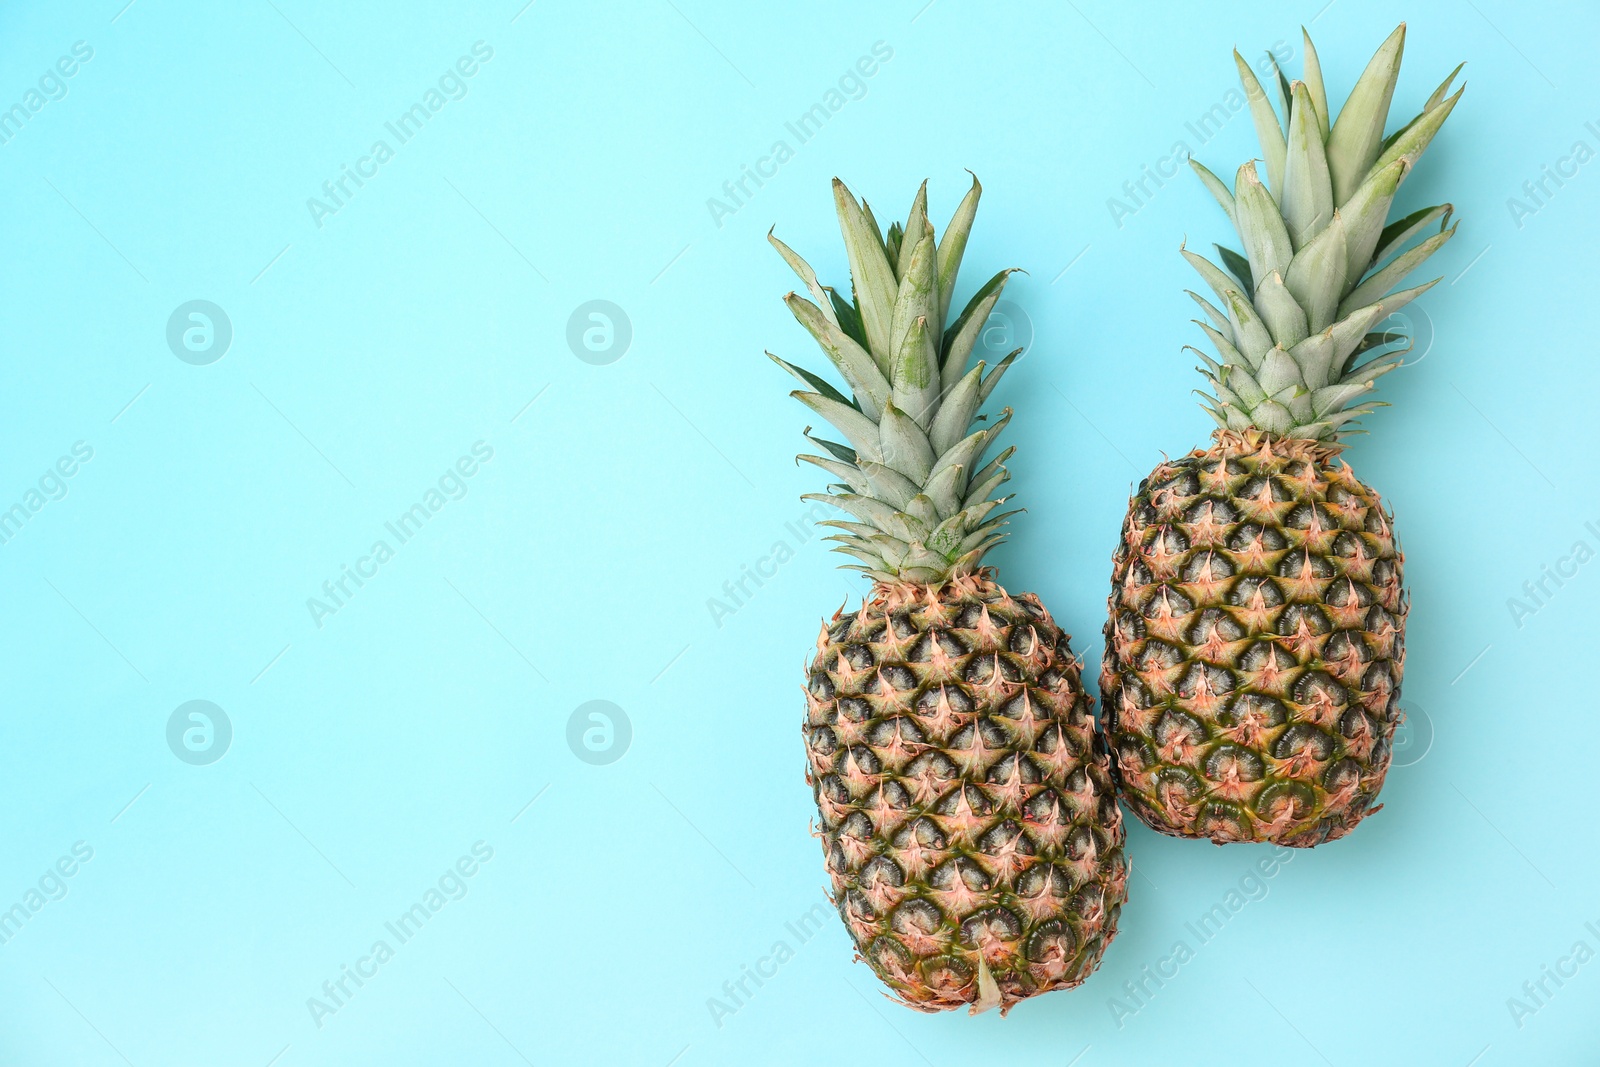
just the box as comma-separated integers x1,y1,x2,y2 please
769,176,1020,586
1187,24,1463,442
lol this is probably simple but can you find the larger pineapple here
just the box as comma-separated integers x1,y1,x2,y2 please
1103,25,1461,847
772,177,1127,1013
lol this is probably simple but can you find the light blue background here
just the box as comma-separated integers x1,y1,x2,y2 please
1,0,1595,1063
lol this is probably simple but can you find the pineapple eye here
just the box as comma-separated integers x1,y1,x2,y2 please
985,752,1042,788
1177,661,1236,699
914,683,974,717
1155,709,1208,747
1228,576,1286,609
1226,522,1290,554
1204,743,1265,783
1255,781,1316,823
1180,550,1237,583
1153,766,1205,799
1236,474,1293,504
1142,585,1196,620
844,744,884,776
1322,758,1363,795
880,665,918,692
817,775,851,807
805,725,839,758
838,696,872,722
1276,602,1331,636
1328,531,1365,558
977,819,1032,856
1290,671,1351,711
1284,501,1341,532
1236,640,1295,673
1150,527,1191,557
1340,707,1379,740
1275,547,1336,581
890,898,943,936
1225,693,1289,728
1134,640,1183,672
840,811,875,841
1185,606,1245,645
859,855,905,889
1270,723,1336,762
1150,469,1201,499
842,644,876,670
1324,628,1373,659
867,715,927,749
1124,559,1156,589
1114,734,1158,773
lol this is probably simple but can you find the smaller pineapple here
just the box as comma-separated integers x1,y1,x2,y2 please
772,177,1127,1012
1103,25,1461,846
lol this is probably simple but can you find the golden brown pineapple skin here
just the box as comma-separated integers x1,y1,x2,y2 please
1102,430,1407,847
804,572,1127,1013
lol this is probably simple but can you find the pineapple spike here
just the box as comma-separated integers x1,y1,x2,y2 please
1280,81,1334,249
889,233,941,426
832,178,898,372
1325,23,1406,205
1189,159,1236,226
897,180,932,282
782,295,890,421
769,229,839,327
1301,27,1330,139
1373,203,1453,266
1342,222,1457,310
770,352,855,410
1235,49,1287,195
1372,85,1464,187
1191,25,1461,441
778,177,1025,583
936,171,982,324
1264,51,1292,126
1233,161,1292,286
940,268,1016,396
885,221,904,269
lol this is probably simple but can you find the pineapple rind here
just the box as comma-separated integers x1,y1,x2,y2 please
1104,430,1406,846
807,573,1128,1011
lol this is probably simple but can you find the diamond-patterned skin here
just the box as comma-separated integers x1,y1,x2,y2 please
1102,429,1407,847
804,571,1127,1013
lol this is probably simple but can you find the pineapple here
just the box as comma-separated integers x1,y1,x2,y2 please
771,177,1127,1013
1103,25,1461,847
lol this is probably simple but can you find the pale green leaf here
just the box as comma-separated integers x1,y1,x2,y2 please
1281,82,1334,249
832,179,898,370
1325,24,1405,204
936,172,982,324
